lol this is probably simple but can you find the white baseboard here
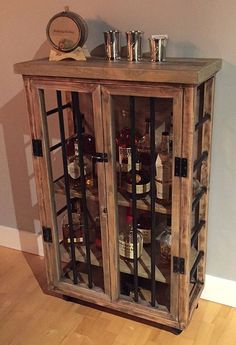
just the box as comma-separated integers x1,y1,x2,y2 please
0,225,44,256
0,225,235,308
201,274,236,308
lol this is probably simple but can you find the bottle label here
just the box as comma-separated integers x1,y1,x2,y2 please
119,239,142,259
119,147,131,172
138,228,151,244
126,180,150,194
156,180,171,200
68,160,80,179
67,236,83,244
156,154,172,200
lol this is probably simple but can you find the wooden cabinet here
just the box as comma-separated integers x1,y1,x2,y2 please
14,57,221,331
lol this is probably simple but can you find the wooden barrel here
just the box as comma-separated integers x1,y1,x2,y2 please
46,8,88,52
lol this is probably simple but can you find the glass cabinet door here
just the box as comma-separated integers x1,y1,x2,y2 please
33,81,110,297
102,85,183,318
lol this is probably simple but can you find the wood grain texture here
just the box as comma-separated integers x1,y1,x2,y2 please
1,247,236,345
14,57,222,84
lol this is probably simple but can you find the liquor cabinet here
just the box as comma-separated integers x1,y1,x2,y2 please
14,57,221,331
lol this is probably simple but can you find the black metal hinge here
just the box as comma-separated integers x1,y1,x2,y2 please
173,256,185,274
32,139,43,157
174,157,188,177
42,227,52,243
92,153,108,163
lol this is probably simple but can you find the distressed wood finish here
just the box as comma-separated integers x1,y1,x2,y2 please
15,58,221,331
14,57,222,84
198,77,215,282
179,86,196,328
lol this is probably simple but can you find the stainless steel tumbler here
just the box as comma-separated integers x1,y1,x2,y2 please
104,30,121,60
126,30,143,62
149,35,168,62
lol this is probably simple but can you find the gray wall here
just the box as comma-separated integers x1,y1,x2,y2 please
1,1,235,281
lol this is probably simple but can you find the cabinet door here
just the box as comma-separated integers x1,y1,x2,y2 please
26,78,111,300
101,84,183,321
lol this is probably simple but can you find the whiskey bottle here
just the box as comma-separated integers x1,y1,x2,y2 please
155,132,172,204
137,212,151,245
66,138,87,190
125,159,151,199
159,217,171,264
116,109,140,173
62,198,84,248
119,213,143,260
137,118,151,171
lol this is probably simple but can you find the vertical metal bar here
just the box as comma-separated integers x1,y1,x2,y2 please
56,90,78,284
150,97,157,307
71,91,93,289
130,96,138,302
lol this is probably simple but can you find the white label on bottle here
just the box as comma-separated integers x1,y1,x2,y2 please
156,154,171,200
138,228,151,244
126,181,150,194
119,147,131,172
68,160,80,179
119,239,142,259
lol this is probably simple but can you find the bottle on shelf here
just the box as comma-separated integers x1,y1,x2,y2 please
159,216,171,264
125,158,151,199
119,211,143,260
155,132,172,204
62,198,84,248
137,118,151,171
66,138,86,190
137,212,152,245
116,109,141,174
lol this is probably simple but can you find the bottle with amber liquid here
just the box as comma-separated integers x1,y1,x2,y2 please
116,110,141,175
138,118,151,171
155,132,172,204
119,212,143,260
125,159,150,199
62,198,84,249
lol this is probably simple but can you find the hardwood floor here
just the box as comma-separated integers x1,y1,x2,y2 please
0,246,235,345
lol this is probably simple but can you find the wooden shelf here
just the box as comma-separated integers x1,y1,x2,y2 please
54,178,171,214
60,242,167,284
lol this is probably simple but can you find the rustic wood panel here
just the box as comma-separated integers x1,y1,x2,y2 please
14,57,222,84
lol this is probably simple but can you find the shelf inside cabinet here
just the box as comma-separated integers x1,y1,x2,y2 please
54,178,171,215
60,242,167,283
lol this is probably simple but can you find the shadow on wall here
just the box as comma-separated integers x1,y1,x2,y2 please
0,41,51,255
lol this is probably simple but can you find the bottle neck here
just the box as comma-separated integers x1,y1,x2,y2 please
160,133,170,154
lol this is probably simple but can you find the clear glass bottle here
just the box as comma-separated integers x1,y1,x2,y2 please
119,213,143,260
125,159,151,199
138,118,151,171
62,198,84,248
66,138,86,190
116,109,141,173
137,212,151,245
155,132,172,204
160,217,171,264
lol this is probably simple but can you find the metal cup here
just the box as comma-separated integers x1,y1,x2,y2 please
126,30,143,62
104,30,121,60
149,35,168,62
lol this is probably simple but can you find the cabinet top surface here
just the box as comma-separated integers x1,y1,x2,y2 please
14,57,222,85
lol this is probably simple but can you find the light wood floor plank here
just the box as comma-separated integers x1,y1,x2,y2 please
0,246,236,345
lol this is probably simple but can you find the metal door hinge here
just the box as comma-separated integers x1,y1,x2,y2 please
32,139,43,157
92,153,108,163
42,227,52,243
173,256,185,274
174,157,188,177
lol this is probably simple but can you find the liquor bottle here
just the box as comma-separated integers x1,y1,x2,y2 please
159,217,171,264
125,159,151,199
116,109,141,173
155,132,172,204
66,138,85,190
62,198,84,248
119,212,143,260
137,212,151,245
137,118,151,171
